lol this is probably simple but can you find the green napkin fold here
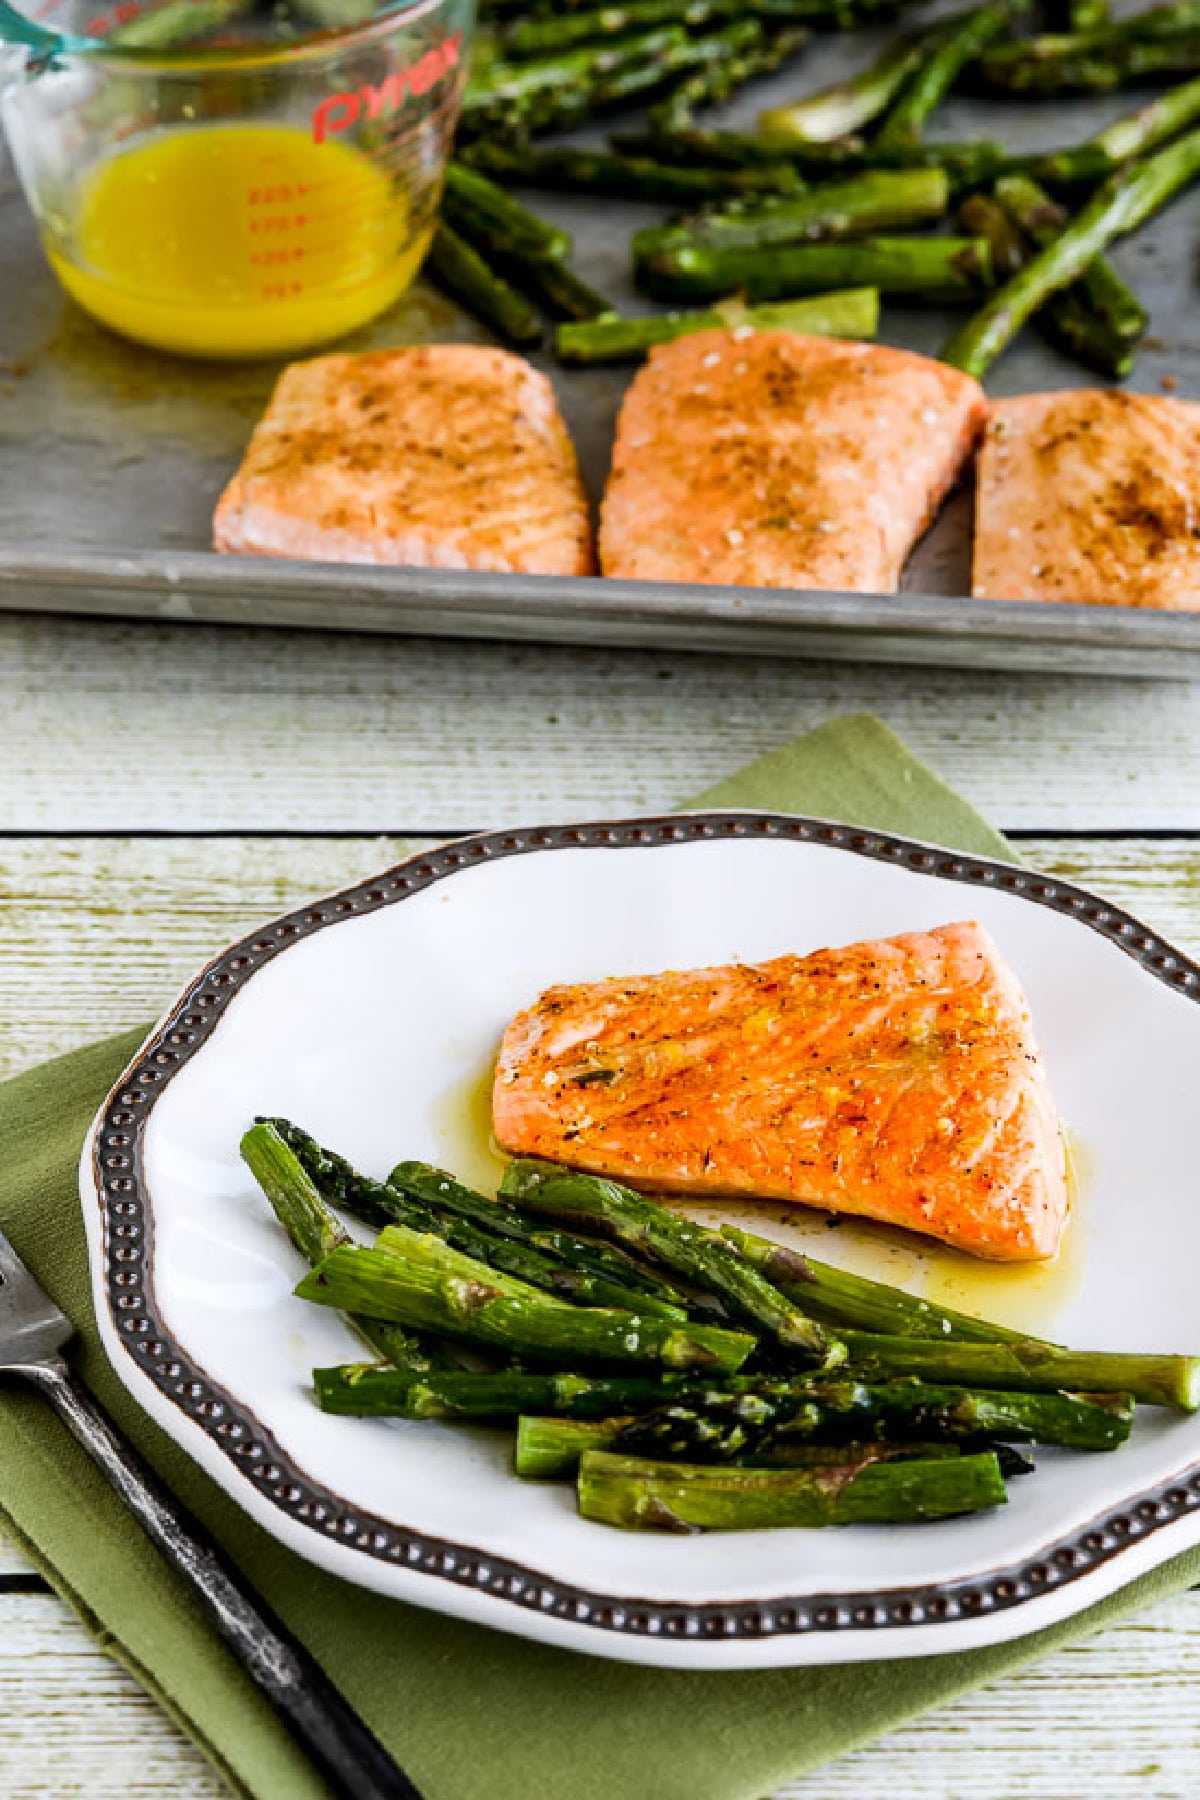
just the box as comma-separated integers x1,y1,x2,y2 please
2,711,1196,1800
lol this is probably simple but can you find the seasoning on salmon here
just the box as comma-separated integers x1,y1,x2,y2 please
493,922,1067,1262
973,389,1200,609
214,345,594,576
598,329,987,591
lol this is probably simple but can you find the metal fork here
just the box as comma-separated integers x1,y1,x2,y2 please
0,1225,425,1800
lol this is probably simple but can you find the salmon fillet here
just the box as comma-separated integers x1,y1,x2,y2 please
214,345,593,576
973,389,1200,609
598,330,986,590
494,922,1067,1261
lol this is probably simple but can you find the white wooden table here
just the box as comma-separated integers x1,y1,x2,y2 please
2,610,1199,1797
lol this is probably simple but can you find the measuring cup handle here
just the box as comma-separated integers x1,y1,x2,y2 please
0,2,67,57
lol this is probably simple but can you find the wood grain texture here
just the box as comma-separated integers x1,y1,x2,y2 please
1,613,1198,831
0,1588,1198,1799
0,1544,43,1577
0,833,1197,1082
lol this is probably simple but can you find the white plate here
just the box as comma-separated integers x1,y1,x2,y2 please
80,813,1200,1669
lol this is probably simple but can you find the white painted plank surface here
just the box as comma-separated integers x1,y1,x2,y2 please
1,614,1198,830
0,834,1197,1082
0,1539,34,1576
0,1588,1197,1799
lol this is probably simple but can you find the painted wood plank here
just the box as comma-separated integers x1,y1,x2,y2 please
0,834,1197,1083
0,1589,1198,1798
0,614,1198,831
0,1542,38,1576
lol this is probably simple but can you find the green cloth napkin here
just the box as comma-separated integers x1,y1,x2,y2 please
2,711,1196,1800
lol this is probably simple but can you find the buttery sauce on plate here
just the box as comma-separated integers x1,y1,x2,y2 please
430,1059,509,1198
683,1135,1088,1339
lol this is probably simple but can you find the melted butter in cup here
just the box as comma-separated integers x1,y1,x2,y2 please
47,123,427,358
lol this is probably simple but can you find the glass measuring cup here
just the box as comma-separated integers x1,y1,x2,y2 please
0,0,474,357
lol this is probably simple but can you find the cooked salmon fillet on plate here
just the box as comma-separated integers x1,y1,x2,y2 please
214,345,594,576
973,389,1200,609
598,330,987,591
494,922,1068,1261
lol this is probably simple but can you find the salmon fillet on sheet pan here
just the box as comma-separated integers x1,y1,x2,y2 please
215,345,594,577
599,330,987,592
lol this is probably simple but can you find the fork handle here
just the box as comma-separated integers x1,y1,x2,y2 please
21,1359,426,1800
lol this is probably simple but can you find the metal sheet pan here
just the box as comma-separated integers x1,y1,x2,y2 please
3,26,1200,674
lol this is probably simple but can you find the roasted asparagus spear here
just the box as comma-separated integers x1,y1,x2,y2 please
500,1160,843,1362
555,289,879,362
296,1231,757,1372
577,1448,1008,1528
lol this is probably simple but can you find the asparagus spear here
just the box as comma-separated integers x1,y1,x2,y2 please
296,1237,757,1372
426,224,543,348
313,1353,1117,1467
510,258,618,323
515,1415,967,1479
958,192,1027,279
290,0,375,25
522,49,713,133
460,25,701,137
636,234,993,303
388,1161,694,1308
839,1331,1200,1410
443,162,571,264
240,1124,452,1374
615,122,1005,178
940,125,1200,377
634,168,950,257
503,0,710,56
518,1416,633,1477
977,34,1200,95
313,1364,703,1419
758,29,937,142
502,0,813,57
993,171,1148,353
509,18,769,136
959,193,1132,375
483,0,908,17
578,1448,1008,1529
1050,0,1110,26
994,1,1200,53
1089,70,1200,162
704,1226,1197,1407
1000,144,1117,188
875,0,1023,145
615,1379,1135,1458
461,140,806,202
500,1161,842,1362
555,288,880,362
260,1120,441,1232
647,19,810,127
107,0,252,46
464,25,692,112
614,124,1111,188
261,1121,688,1318
721,1219,1053,1342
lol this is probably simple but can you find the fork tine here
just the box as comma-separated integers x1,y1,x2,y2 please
0,1224,74,1367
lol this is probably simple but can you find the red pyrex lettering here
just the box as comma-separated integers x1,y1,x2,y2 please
312,31,463,143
